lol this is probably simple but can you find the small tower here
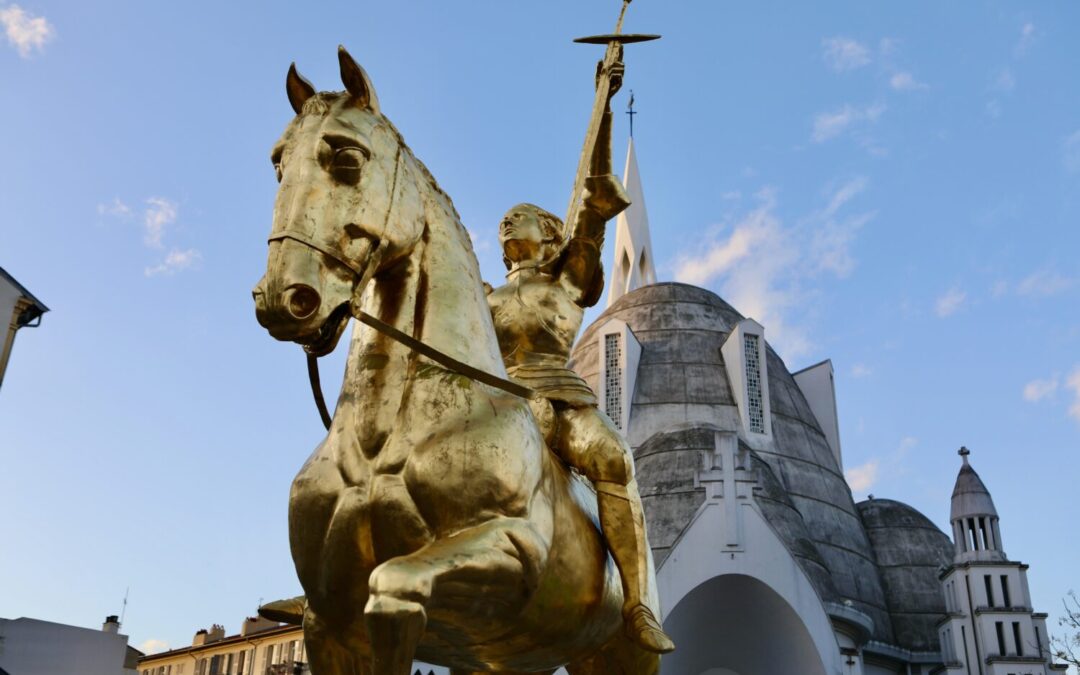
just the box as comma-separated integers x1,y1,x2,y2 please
607,137,657,308
937,448,1066,674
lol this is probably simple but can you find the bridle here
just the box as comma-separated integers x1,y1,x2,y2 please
269,144,534,430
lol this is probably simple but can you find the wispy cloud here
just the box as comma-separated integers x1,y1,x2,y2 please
1068,367,1080,423
97,198,132,220
934,287,967,318
851,363,873,378
0,4,53,57
138,638,170,654
674,178,872,358
845,437,918,497
145,248,202,277
1023,376,1059,403
143,197,177,249
890,71,927,91
822,37,871,72
1064,130,1080,173
811,103,885,143
1015,269,1076,297
993,68,1016,93
1015,22,1036,56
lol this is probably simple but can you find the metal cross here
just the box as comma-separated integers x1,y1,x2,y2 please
626,90,637,138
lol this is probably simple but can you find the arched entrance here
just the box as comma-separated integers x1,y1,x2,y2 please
662,574,828,675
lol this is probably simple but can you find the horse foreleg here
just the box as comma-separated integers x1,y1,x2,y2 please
364,517,548,675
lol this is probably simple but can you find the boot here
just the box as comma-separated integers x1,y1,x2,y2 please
595,480,676,654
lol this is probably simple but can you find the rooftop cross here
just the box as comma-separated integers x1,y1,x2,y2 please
958,446,971,464
627,90,637,138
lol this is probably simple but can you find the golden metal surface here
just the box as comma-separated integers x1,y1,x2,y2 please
252,29,667,675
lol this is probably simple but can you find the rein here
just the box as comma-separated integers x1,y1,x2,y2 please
289,147,535,430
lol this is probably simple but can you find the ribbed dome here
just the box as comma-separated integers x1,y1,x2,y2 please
570,282,895,643
857,499,954,652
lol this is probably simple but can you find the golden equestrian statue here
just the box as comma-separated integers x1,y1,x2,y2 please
252,7,668,675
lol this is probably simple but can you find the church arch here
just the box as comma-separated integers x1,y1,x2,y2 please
661,574,828,675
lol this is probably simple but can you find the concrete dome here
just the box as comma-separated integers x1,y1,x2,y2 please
857,498,954,652
570,282,894,643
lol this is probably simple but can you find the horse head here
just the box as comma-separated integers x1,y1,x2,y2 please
254,46,425,356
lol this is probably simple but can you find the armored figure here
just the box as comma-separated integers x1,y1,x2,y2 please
485,64,674,655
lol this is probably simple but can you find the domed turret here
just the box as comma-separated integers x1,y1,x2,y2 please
949,447,1004,562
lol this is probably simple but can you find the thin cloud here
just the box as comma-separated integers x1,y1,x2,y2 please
97,198,132,219
1023,376,1059,403
1064,130,1080,173
822,37,871,72
0,3,54,57
145,248,202,277
851,363,872,378
812,103,885,143
1015,22,1036,56
993,68,1016,93
1067,367,1080,423
890,72,927,91
1015,269,1076,297
846,436,917,497
143,197,177,249
934,287,966,318
674,178,871,359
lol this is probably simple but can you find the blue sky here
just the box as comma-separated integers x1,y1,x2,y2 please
1,0,1077,659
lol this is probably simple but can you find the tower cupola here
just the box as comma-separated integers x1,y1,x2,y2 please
949,447,1005,562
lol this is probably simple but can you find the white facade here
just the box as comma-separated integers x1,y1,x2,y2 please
595,317,642,433
606,138,657,308
0,616,138,675
720,319,772,439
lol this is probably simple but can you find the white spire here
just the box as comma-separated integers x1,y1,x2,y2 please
607,137,657,308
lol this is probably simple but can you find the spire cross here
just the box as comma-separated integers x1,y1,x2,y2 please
626,90,637,138
958,446,970,464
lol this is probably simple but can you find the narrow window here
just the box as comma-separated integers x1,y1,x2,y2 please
1012,622,1023,656
1035,625,1043,656
604,333,623,430
979,518,990,549
995,621,1006,655
1001,575,1012,608
968,518,979,550
743,333,765,433
984,574,995,607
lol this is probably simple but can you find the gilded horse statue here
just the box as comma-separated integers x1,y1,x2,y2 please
253,47,661,675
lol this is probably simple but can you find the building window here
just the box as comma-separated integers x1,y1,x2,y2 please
1035,624,1043,656
743,333,765,433
1013,622,1023,656
1001,575,1012,608
995,621,1006,656
985,575,995,607
604,333,623,430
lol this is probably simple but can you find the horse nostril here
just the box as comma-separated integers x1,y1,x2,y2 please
287,285,321,320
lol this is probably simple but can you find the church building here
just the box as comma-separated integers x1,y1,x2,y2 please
563,138,1066,675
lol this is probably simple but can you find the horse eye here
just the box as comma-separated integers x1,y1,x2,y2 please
274,164,283,183
330,148,365,185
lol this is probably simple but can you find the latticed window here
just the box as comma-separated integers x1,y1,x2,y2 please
743,333,765,433
604,333,623,429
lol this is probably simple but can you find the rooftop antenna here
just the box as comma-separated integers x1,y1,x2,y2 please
119,587,129,628
626,90,637,138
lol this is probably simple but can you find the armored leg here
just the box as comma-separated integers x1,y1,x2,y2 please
556,406,674,654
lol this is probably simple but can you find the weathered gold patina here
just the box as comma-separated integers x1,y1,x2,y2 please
252,23,665,675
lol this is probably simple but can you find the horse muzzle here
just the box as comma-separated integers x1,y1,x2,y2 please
253,277,350,356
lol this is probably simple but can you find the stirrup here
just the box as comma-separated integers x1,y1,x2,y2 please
624,604,675,654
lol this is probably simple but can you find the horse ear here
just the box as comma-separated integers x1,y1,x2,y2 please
338,45,379,112
286,62,316,115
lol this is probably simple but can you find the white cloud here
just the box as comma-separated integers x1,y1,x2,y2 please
1023,376,1059,403
145,248,202,277
138,638,170,654
0,4,53,57
934,287,967,318
674,179,871,359
1015,269,1076,297
879,38,899,56
851,363,872,378
1067,367,1080,423
890,71,927,91
845,459,879,492
1064,130,1080,173
143,197,178,249
822,37,871,72
812,103,885,143
97,198,132,219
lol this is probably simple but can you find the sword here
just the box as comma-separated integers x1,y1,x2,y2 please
564,0,659,233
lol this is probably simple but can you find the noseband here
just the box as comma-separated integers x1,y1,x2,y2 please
268,145,534,429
